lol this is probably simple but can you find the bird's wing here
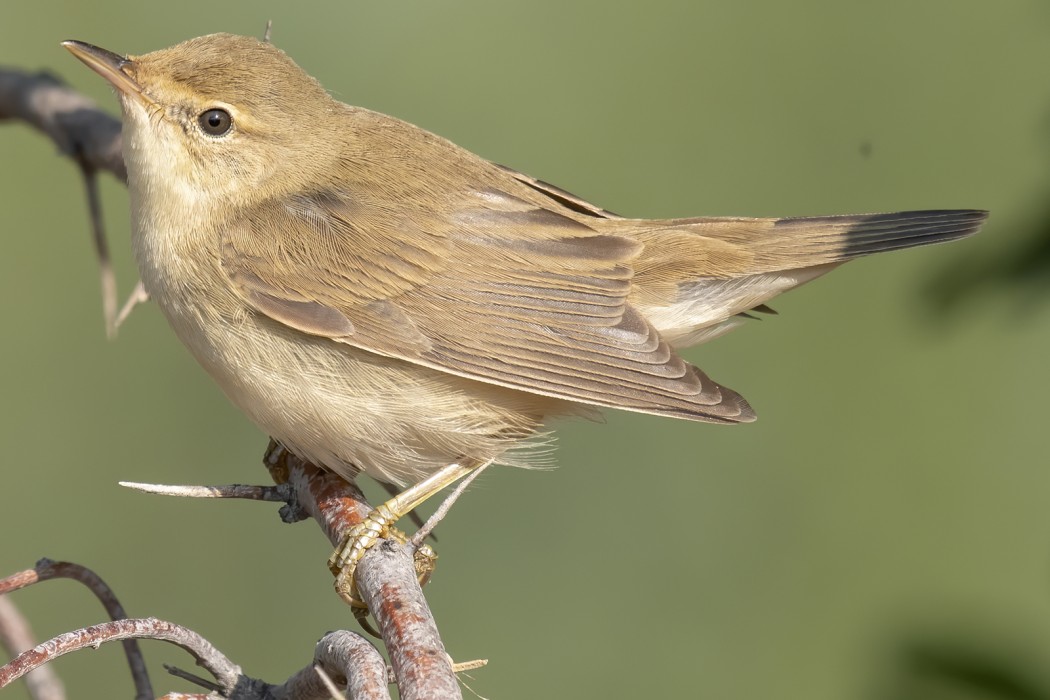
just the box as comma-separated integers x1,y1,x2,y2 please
220,186,753,423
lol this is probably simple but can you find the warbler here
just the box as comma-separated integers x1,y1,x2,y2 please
64,34,985,597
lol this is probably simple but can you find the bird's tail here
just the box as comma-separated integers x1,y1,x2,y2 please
623,209,988,347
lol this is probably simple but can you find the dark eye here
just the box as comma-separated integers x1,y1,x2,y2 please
198,108,232,136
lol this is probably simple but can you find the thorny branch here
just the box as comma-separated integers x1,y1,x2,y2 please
265,443,466,700
0,447,472,698
1,65,476,699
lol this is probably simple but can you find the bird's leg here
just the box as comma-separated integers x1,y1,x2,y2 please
329,460,481,607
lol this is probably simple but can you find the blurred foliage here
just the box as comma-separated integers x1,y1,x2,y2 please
3,2,1050,699
926,107,1050,320
874,631,1050,700
926,195,1050,319
894,646,1045,700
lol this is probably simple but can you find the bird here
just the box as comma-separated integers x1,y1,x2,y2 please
63,33,987,601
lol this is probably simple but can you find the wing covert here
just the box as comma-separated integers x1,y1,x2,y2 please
220,186,754,423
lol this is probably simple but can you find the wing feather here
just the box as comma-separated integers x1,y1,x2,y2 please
220,186,754,424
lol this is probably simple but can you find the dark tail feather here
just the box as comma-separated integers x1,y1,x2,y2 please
774,209,988,262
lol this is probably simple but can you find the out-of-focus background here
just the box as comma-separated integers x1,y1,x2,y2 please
2,2,1049,698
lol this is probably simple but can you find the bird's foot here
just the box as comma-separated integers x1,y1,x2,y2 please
328,506,438,608
328,460,481,609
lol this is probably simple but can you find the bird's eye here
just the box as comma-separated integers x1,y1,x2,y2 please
198,108,233,136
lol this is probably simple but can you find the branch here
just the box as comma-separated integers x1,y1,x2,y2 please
264,443,463,700
108,444,469,697
273,630,391,700
0,66,136,336
0,559,153,699
0,596,65,700
0,564,399,700
355,541,461,700
0,66,125,181
0,618,245,696
120,480,293,502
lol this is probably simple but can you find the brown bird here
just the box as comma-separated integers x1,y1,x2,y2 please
63,33,986,597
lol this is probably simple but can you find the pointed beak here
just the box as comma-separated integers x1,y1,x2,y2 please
62,40,155,108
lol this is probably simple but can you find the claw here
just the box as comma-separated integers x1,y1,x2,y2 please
328,460,483,613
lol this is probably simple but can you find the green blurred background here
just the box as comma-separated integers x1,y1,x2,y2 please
3,1,1050,698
